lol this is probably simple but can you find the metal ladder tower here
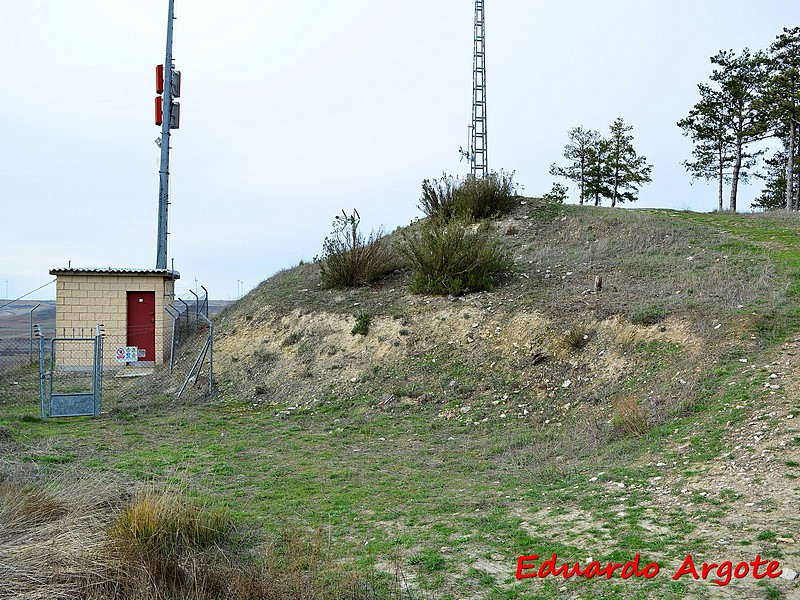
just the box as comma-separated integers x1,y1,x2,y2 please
471,0,487,179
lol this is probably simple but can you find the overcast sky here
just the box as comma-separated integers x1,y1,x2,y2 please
1,1,794,301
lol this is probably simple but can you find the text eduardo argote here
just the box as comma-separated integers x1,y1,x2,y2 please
516,553,783,586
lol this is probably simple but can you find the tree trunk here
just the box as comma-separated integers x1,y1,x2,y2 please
787,119,795,211
717,146,724,212
611,166,619,208
729,141,742,213
579,158,585,205
795,128,800,210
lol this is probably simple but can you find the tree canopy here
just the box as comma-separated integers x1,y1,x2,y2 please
679,27,800,212
551,119,651,207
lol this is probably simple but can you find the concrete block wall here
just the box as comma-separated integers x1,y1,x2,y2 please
53,273,176,367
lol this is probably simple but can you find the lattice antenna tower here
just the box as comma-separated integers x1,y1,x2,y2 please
471,0,487,178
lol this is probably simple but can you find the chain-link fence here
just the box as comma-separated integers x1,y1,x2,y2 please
0,336,46,413
1,301,214,418
0,300,53,412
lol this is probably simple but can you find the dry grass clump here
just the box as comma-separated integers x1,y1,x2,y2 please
556,323,593,355
611,396,650,438
110,488,229,557
0,475,412,600
0,474,121,600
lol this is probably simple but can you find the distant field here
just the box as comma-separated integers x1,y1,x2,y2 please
0,300,56,339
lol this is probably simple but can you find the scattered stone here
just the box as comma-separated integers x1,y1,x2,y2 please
780,568,798,581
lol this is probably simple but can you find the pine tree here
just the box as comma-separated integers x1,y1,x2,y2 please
764,27,800,211
584,137,612,207
709,48,769,212
677,84,735,212
606,117,653,207
753,148,790,210
549,126,600,205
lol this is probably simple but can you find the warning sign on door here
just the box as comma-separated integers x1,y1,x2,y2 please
115,347,139,363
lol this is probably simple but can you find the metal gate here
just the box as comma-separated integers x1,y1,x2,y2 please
40,325,103,420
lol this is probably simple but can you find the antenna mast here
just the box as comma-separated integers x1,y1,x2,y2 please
156,0,180,269
471,0,487,178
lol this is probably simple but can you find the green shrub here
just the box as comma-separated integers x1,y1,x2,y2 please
542,182,568,204
316,210,395,289
630,305,666,326
419,173,459,222
418,170,519,222
351,311,371,336
453,170,519,220
398,219,515,295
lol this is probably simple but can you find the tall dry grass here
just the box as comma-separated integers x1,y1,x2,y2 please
0,474,414,600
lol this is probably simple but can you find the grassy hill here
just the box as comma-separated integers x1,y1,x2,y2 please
1,202,799,599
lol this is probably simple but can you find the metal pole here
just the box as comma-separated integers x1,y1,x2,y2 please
200,286,209,318
165,305,179,373
156,0,176,269
29,303,40,364
38,330,46,421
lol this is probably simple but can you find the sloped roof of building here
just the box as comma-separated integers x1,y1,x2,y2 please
49,267,180,279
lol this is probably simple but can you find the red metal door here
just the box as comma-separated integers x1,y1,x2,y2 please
127,291,156,363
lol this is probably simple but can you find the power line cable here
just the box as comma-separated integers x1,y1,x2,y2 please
0,279,57,311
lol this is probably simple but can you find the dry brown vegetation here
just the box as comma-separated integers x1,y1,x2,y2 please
0,474,413,600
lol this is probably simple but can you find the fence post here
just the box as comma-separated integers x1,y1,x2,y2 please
29,303,40,364
165,304,179,374
200,286,209,319
37,326,47,421
198,312,214,397
94,324,103,416
179,298,190,337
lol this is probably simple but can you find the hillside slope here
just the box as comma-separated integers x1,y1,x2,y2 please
207,202,799,598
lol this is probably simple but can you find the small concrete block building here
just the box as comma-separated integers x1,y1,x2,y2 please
49,267,179,367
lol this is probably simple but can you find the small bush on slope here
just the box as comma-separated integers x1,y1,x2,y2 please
398,219,515,295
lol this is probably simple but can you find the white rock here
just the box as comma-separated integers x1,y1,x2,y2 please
562,379,572,388
780,568,799,581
